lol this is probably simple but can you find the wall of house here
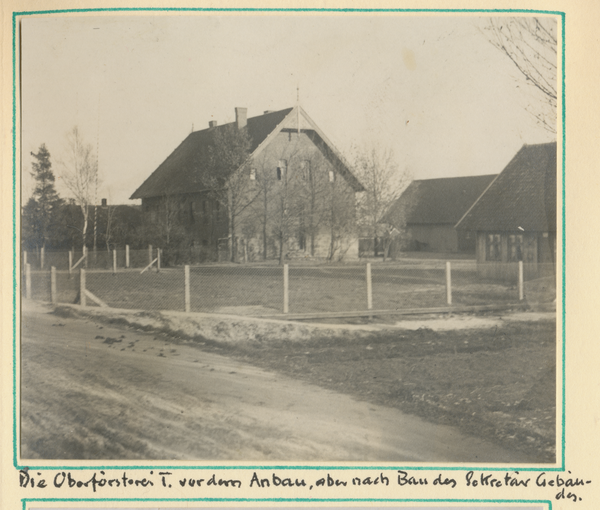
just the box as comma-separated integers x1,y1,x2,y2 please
142,192,229,261
140,129,359,263
234,129,359,261
475,231,556,280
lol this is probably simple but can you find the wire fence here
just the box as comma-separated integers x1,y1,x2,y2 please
21,255,556,317
22,247,158,272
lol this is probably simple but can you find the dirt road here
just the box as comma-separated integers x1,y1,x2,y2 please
20,302,529,462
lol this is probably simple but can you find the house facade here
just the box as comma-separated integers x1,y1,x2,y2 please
455,142,557,280
130,106,364,262
382,174,497,253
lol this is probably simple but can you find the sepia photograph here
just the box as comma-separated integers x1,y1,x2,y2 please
19,13,559,463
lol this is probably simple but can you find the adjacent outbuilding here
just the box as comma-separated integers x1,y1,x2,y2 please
382,174,497,253
455,142,557,279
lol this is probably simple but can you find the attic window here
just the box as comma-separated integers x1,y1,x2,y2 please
250,168,256,180
329,170,335,183
277,160,287,180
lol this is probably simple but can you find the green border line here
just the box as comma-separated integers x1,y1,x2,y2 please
22,498,553,509
560,9,567,471
14,7,564,14
12,7,567,474
13,6,19,477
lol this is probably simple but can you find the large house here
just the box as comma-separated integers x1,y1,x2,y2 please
131,106,364,262
455,142,557,279
382,174,497,253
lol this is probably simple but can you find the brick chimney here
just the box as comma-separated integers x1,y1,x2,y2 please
209,120,218,128
235,107,247,129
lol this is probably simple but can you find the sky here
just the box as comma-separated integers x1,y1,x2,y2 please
20,13,558,205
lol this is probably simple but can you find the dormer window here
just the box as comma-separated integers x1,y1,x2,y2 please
250,168,256,180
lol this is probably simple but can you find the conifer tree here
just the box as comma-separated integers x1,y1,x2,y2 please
22,144,63,249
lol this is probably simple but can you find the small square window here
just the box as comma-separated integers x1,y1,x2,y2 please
250,168,256,180
329,170,335,182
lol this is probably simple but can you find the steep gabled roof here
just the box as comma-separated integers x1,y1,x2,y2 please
130,106,364,199
131,108,292,199
456,142,557,232
382,174,497,227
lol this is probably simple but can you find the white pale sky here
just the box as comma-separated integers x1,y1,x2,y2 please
20,13,557,204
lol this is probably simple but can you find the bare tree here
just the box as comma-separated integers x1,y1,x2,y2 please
323,163,357,261
104,204,116,253
243,150,278,260
353,145,411,257
270,155,300,265
237,139,360,263
379,180,421,261
58,126,98,248
486,17,557,133
243,142,308,264
295,152,331,257
206,124,257,262
158,193,186,247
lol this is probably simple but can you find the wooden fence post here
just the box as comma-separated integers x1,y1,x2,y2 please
40,246,45,270
148,245,153,266
113,249,117,274
446,261,452,305
83,246,88,268
80,269,86,307
283,264,289,314
68,251,73,276
125,244,130,268
51,266,57,304
157,249,161,272
518,260,524,301
25,263,31,299
366,262,373,310
184,265,190,312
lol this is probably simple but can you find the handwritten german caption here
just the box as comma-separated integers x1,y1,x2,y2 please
19,469,592,503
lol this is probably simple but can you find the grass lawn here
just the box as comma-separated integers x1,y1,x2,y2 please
28,263,528,315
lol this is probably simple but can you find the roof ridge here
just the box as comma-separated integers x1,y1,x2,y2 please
414,174,497,183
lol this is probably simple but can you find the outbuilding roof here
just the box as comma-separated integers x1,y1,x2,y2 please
383,174,497,227
455,142,557,232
